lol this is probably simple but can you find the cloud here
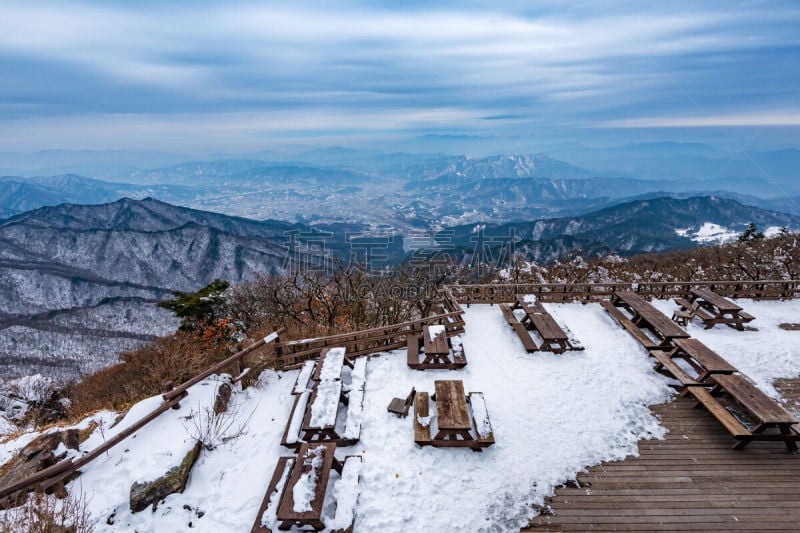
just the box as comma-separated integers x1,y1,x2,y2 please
0,1,798,150
597,112,800,128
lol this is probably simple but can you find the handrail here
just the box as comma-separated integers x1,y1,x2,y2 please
1,330,284,501
163,327,285,401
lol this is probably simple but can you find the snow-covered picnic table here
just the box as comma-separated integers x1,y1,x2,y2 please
414,380,495,451
282,349,367,448
253,441,362,533
406,325,468,370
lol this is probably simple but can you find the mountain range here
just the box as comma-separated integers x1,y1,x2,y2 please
2,149,799,228
1,195,798,379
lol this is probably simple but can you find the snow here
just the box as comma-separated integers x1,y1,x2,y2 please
427,324,445,339
343,358,366,440
293,360,315,394
286,390,310,445
675,222,739,243
523,294,538,304
309,380,342,428
258,458,293,528
263,332,279,344
329,457,362,530
3,300,799,532
292,445,325,512
319,348,345,381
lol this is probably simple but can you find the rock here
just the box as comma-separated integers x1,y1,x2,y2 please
213,383,232,414
0,431,66,509
129,440,202,513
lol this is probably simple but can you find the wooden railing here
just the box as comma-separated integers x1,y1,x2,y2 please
447,280,800,305
0,330,283,503
273,303,465,369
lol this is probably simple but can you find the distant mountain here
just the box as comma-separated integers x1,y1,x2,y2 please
0,174,205,218
443,196,800,263
0,198,403,378
0,149,192,180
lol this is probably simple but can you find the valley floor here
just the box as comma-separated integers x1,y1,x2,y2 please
1,299,799,532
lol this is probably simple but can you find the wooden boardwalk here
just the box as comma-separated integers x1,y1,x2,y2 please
524,378,800,532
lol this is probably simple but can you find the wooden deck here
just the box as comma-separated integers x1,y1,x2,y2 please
524,378,800,532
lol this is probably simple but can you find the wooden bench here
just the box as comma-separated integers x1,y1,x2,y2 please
671,298,698,326
499,303,516,324
413,391,432,445
281,390,311,449
686,386,753,440
599,300,660,350
406,334,420,367
651,350,700,387
513,321,538,353
292,360,316,394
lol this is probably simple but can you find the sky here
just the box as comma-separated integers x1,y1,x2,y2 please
1,0,799,153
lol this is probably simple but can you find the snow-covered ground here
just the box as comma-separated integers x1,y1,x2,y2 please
2,300,799,532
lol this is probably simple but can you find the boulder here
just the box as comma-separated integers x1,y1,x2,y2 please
0,432,64,508
129,440,202,513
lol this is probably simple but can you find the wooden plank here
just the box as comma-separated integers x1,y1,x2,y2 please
413,392,432,445
434,380,471,430
685,387,752,438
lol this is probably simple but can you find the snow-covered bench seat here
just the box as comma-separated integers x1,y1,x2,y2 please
292,360,316,394
468,392,495,447
252,443,362,533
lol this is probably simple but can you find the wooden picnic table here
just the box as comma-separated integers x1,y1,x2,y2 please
689,288,755,330
413,380,495,450
611,291,690,346
708,374,800,451
512,296,570,353
276,442,343,530
407,326,467,370
669,338,738,382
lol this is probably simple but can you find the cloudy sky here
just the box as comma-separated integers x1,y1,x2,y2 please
1,0,799,152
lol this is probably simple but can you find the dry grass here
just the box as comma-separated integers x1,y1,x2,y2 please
0,488,94,533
